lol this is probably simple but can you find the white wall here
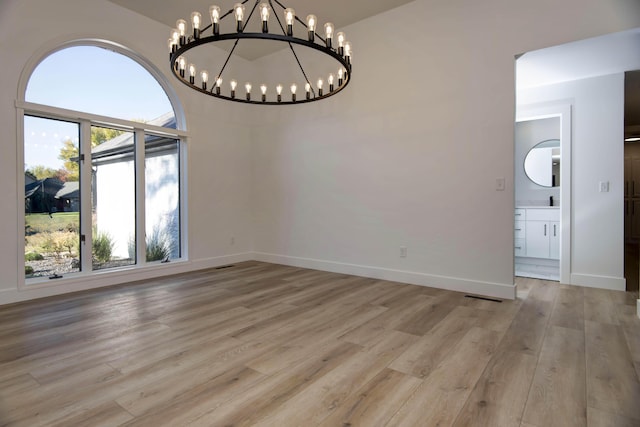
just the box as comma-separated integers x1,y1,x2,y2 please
518,74,625,289
515,118,561,206
0,0,638,304
250,0,639,298
0,0,254,304
95,160,136,259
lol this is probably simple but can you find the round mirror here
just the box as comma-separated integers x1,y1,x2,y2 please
524,139,560,187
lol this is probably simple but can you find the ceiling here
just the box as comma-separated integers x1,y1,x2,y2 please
516,27,640,132
107,0,415,60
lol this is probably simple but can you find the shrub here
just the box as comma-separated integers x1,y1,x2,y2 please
25,266,34,276
25,252,44,261
92,229,114,263
146,227,171,262
127,227,174,262
43,231,74,258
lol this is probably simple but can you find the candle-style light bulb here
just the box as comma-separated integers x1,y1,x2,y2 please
171,28,180,44
284,8,295,36
338,68,344,85
259,3,270,33
234,3,245,32
260,84,267,102
328,73,334,92
336,32,346,55
290,83,297,102
191,11,202,39
317,78,324,96
305,82,311,99
201,70,208,90
168,38,177,56
215,77,222,95
230,79,237,98
276,84,283,102
344,42,352,64
306,15,316,41
324,23,334,48
210,5,221,35
169,29,179,55
176,19,187,45
177,56,186,77
245,82,252,101
188,63,196,84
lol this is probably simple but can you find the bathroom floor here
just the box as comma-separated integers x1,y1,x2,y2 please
516,258,560,281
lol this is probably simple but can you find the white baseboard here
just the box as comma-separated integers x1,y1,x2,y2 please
7,251,629,306
188,252,254,271
570,273,626,291
253,252,516,300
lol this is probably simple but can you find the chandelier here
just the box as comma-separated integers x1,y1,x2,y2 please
168,1,353,105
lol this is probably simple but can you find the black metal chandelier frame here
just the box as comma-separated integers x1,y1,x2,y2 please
169,0,353,105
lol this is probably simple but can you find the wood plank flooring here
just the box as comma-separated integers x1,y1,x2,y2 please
0,262,638,426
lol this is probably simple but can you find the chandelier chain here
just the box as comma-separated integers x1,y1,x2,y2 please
213,38,242,92
269,0,315,96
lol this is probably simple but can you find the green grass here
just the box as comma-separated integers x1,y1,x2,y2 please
25,212,79,235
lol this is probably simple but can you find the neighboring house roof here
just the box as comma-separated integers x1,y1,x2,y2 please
25,177,64,199
55,181,79,200
92,112,177,162
25,171,37,185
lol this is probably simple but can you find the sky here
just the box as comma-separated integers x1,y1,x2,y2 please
24,46,174,170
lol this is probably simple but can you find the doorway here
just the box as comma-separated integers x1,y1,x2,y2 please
624,70,640,293
514,106,571,284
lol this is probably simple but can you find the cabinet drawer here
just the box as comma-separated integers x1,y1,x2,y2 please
515,209,526,220
526,208,559,221
514,238,526,257
514,220,526,239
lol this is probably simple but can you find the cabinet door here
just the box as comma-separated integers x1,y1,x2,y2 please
549,221,560,260
514,238,526,257
632,201,640,241
632,157,640,197
625,155,631,197
526,221,549,258
514,220,526,239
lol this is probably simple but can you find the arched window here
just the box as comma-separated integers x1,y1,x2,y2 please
26,45,175,122
21,43,186,282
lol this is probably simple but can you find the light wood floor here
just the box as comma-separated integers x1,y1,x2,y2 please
0,261,639,426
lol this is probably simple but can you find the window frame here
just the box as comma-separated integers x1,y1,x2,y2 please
17,40,189,289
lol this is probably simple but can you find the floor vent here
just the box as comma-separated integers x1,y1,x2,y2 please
215,265,235,270
464,295,502,303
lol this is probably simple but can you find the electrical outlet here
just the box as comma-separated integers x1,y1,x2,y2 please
400,246,407,258
496,177,505,191
230,236,235,245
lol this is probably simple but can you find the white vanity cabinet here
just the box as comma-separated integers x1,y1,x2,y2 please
514,209,526,256
515,207,559,260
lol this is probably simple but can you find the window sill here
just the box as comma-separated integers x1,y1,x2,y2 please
21,259,190,292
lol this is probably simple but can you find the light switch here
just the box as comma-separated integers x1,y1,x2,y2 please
599,181,609,192
496,177,505,191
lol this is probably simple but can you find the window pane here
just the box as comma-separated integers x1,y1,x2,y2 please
25,46,174,124
146,138,180,262
91,126,136,270
24,116,81,278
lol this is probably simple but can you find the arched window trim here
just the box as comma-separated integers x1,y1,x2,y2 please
17,38,189,290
